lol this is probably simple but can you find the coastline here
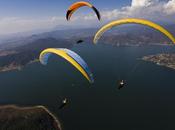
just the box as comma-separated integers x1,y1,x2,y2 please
142,53,175,70
0,105,62,130
0,59,39,72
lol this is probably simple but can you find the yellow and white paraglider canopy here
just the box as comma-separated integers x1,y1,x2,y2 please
94,18,175,44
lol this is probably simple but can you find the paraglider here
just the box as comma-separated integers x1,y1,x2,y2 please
59,98,68,109
93,18,175,44
76,40,84,44
118,80,125,90
66,1,101,21
39,48,94,83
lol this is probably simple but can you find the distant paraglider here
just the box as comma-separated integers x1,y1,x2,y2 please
59,98,68,109
39,48,94,83
93,18,175,44
118,80,125,90
76,40,84,44
66,1,101,21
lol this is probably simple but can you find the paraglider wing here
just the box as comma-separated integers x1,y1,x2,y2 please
77,40,84,44
66,1,100,21
93,18,175,44
39,48,94,83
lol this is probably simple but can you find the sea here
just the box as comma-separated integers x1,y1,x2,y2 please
0,44,175,130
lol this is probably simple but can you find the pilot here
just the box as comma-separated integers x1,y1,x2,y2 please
118,80,125,90
59,98,68,109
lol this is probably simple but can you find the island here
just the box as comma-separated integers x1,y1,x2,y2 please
142,53,175,70
0,105,62,130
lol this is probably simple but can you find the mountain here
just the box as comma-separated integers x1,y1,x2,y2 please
2,23,174,50
95,24,175,46
0,24,174,72
0,37,73,72
0,28,97,50
0,105,61,130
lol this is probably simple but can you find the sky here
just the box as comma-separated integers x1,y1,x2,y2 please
0,0,174,35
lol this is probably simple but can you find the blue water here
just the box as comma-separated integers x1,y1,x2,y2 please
0,44,175,130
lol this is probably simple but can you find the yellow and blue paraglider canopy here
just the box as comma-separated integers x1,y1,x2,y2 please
94,18,175,44
66,1,101,21
39,48,94,83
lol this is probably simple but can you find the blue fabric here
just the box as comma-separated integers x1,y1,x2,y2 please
41,48,94,83
41,52,51,65
63,49,94,83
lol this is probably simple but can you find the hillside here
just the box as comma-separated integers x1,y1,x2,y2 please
0,24,174,72
0,105,61,130
0,37,73,72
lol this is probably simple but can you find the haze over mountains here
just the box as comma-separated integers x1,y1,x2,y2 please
0,24,174,72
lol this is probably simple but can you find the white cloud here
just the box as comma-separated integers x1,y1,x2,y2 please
84,0,175,23
0,0,174,35
0,15,96,35
131,0,157,7
0,15,100,35
164,0,175,14
0,16,67,35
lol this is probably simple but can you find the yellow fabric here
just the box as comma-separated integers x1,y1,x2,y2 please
94,18,175,44
39,48,91,83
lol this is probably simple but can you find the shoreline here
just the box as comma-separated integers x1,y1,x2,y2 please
0,59,39,72
0,105,62,130
142,53,175,70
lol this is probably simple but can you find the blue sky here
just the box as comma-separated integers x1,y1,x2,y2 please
0,0,131,18
0,0,174,35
